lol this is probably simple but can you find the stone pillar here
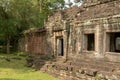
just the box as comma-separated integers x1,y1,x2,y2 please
63,20,70,60
95,23,104,58
46,27,54,57
64,30,67,60
103,23,109,54
76,27,81,54
79,26,84,54
53,33,57,57
68,22,73,55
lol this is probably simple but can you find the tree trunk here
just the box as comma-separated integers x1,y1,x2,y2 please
38,0,42,13
6,35,10,54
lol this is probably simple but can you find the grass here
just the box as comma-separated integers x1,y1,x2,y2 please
0,53,59,80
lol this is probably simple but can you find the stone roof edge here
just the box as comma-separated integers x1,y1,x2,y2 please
48,5,80,17
22,27,46,35
83,0,118,8
74,14,120,26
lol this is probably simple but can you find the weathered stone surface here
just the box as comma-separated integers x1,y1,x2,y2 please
19,0,120,80
19,28,47,55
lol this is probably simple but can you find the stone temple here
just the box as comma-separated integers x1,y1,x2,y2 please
19,0,120,79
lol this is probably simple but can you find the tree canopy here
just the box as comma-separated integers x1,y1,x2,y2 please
0,0,82,53
0,0,65,53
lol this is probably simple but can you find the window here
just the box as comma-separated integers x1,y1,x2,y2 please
106,32,120,52
84,34,95,51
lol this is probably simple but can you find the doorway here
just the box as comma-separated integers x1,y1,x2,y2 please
57,38,64,56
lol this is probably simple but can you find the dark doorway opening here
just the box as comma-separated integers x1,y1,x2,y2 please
57,38,64,56
86,34,95,51
108,32,120,52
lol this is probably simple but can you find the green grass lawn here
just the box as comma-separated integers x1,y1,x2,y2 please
0,53,59,80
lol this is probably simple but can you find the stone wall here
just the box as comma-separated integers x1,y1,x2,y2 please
45,0,120,61
40,55,120,80
20,0,120,79
42,0,120,79
19,28,47,55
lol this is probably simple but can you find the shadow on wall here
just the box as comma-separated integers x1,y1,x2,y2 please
26,41,55,70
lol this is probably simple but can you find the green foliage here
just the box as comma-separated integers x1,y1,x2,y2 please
95,74,102,80
0,53,59,80
0,0,65,33
74,0,83,3
0,0,18,36
0,0,65,53
37,0,65,19
49,0,65,10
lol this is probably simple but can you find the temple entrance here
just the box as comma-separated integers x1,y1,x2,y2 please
57,38,64,56
106,32,120,52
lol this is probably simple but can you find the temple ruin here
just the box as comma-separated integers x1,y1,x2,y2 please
45,0,120,61
20,0,120,79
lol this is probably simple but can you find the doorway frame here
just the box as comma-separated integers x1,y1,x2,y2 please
56,36,64,57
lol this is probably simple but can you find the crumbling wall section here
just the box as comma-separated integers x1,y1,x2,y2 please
77,0,120,21
23,0,120,79
42,0,120,79
19,28,47,55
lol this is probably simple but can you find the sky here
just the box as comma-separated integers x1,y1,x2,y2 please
64,0,82,7
64,0,75,3
65,0,76,5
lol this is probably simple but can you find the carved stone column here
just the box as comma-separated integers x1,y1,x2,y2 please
95,22,104,58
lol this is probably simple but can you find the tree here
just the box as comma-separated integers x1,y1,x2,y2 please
0,0,40,53
0,0,19,53
37,0,65,25
0,0,65,53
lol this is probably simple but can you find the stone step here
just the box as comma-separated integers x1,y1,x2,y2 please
67,58,120,69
